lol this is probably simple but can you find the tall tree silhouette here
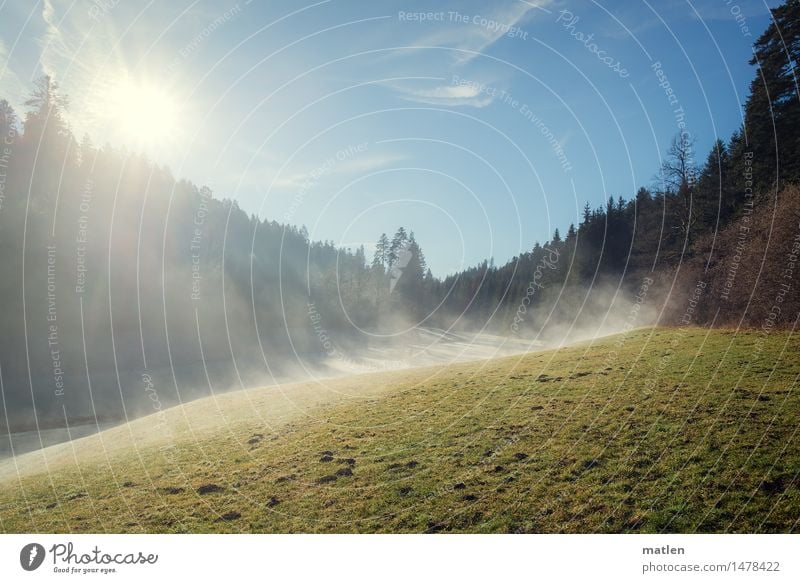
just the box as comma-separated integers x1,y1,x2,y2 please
745,0,800,187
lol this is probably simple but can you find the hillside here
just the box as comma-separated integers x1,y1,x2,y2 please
1,327,798,533
3,2,800,437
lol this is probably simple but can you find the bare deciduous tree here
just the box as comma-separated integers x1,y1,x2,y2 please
659,133,698,238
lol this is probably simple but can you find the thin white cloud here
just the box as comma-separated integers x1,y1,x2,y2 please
39,0,70,80
393,82,496,108
385,1,550,106
0,39,29,111
419,0,551,65
335,152,408,176
271,152,409,191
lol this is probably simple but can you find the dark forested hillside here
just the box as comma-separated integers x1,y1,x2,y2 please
1,1,799,430
0,77,397,428
435,0,800,336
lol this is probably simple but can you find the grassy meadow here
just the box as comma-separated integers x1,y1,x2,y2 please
1,327,798,533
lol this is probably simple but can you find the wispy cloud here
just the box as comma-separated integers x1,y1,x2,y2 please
271,152,409,191
39,0,71,80
0,39,29,109
384,1,551,107
419,0,551,65
392,81,496,108
335,152,408,175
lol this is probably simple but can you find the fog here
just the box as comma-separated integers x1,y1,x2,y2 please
0,84,662,458
0,281,660,460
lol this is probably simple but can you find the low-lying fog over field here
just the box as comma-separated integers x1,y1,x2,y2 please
1,326,542,460
1,300,657,462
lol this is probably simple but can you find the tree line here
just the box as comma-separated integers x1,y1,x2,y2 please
1,0,798,429
422,0,800,337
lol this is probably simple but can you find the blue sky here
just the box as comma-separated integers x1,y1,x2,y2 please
0,0,782,274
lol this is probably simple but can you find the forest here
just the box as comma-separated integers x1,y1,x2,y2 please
1,1,798,430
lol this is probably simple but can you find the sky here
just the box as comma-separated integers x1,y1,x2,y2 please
0,0,783,275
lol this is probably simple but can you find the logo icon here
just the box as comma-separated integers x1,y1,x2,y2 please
20,543,46,571
389,246,413,293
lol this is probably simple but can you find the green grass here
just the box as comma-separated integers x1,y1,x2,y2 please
1,327,799,533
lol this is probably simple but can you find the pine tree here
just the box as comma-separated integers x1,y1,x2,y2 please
581,202,592,226
635,187,651,204
744,0,800,186
20,76,75,208
388,227,408,267
23,75,70,143
695,139,732,229
78,134,95,169
408,231,427,273
373,233,389,269
0,99,18,143
356,245,366,268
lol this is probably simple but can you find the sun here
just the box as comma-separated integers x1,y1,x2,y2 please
104,76,181,154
